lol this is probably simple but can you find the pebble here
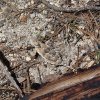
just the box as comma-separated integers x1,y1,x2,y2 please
87,61,94,68
17,77,26,83
19,14,27,22
26,56,31,61
0,37,6,43
30,13,36,19
28,50,36,57
31,0,34,4
42,10,47,15
9,54,14,57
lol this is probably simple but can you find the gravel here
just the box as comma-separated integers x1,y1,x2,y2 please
0,0,99,99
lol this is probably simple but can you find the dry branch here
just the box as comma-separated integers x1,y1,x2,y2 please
0,50,23,97
38,77,100,100
0,62,23,97
40,0,100,13
42,77,100,100
29,65,100,100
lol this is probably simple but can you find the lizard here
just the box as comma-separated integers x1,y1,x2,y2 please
30,36,61,65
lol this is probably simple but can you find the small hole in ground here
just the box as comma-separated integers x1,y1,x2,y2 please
31,83,42,90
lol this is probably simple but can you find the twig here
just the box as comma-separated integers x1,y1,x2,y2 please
40,0,100,13
37,66,42,84
0,87,15,91
26,67,31,93
88,10,99,28
77,26,99,44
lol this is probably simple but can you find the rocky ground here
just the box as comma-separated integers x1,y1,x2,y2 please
0,0,100,99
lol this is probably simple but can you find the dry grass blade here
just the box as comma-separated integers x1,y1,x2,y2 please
88,10,99,28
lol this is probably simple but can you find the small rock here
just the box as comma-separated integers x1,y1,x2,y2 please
26,56,31,61
42,10,47,15
28,50,36,57
9,54,14,57
31,0,34,4
17,77,26,83
30,13,36,19
27,2,31,6
0,37,7,43
19,14,27,22
87,61,94,68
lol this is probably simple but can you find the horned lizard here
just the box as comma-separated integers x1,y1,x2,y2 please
30,36,61,65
